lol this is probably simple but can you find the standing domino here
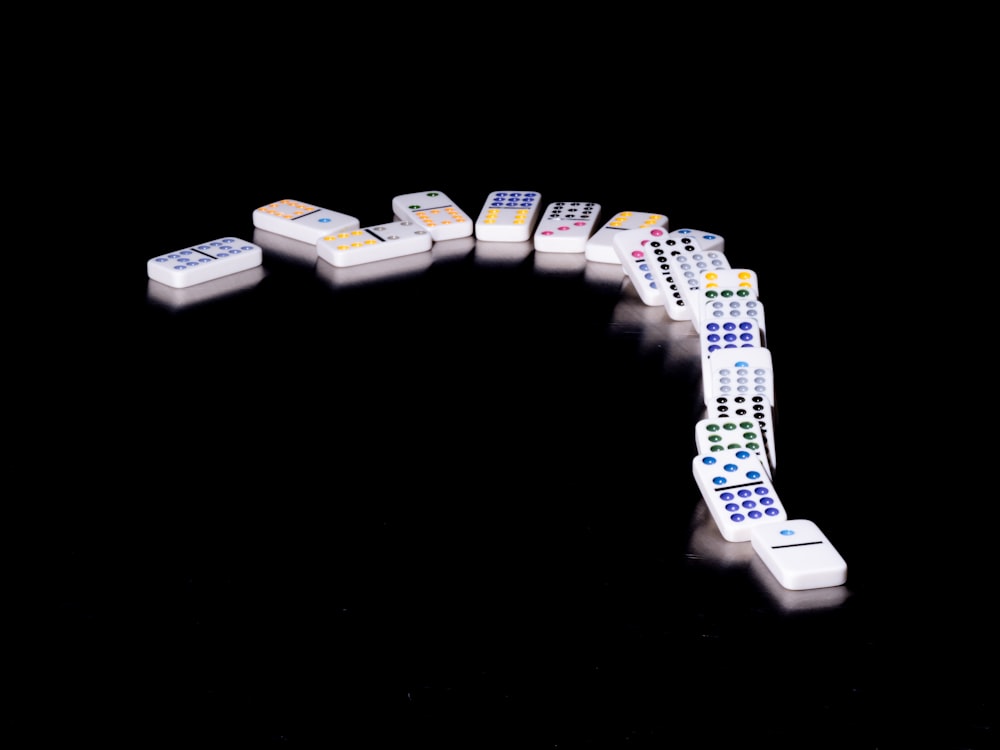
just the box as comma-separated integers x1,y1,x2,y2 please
750,519,847,590
691,268,760,330
147,237,263,289
700,290,766,343
694,414,773,479
475,191,543,242
253,199,360,244
700,319,764,394
317,220,432,268
584,210,668,264
692,448,787,542
392,190,473,241
705,394,776,473
613,226,672,306
652,229,728,321
533,201,602,253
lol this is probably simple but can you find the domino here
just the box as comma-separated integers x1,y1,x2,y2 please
699,319,764,398
253,199,360,244
651,229,728,321
317,220,432,268
584,210,668,264
694,414,773,479
750,518,847,590
700,290,766,343
705,394,776,472
705,346,775,408
691,448,787,542
691,267,759,330
613,226,671,306
474,191,543,242
533,201,601,253
391,190,473,241
147,237,263,289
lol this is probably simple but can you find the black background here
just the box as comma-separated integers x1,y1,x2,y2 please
36,19,994,749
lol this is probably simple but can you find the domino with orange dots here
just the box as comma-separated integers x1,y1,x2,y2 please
253,199,360,244
391,190,473,242
474,191,543,242
317,220,433,268
584,210,668,264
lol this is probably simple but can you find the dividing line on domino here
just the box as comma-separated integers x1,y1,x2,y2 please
533,201,601,253
691,447,787,542
147,237,263,289
253,199,360,244
474,191,543,242
391,190,474,241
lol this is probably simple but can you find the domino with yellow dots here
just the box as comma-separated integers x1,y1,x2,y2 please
253,199,359,244
474,190,543,242
317,221,432,268
584,210,668,264
391,190,474,242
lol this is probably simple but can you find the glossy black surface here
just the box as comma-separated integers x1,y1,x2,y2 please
43,42,992,747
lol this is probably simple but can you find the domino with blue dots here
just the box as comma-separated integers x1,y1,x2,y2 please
692,447,787,542
700,318,764,394
704,394,777,473
474,191,543,242
750,518,847,590
253,199,360,244
147,237,263,289
392,190,474,241
704,345,775,408
694,414,773,479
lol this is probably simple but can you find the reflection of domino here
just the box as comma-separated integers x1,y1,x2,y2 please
147,237,263,289
705,346,775,408
533,201,601,253
700,319,764,393
474,191,543,242
694,415,773,479
391,190,473,241
317,221,432,268
692,448,787,542
750,519,847,590
253,199,360,244
705,394,776,473
584,210,668,264
653,229,728,321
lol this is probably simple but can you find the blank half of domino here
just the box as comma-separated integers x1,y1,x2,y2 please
317,221,432,268
533,201,601,253
692,448,787,542
584,210,668,264
750,519,847,590
391,190,473,241
253,199,360,244
147,237,263,289
474,191,543,242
